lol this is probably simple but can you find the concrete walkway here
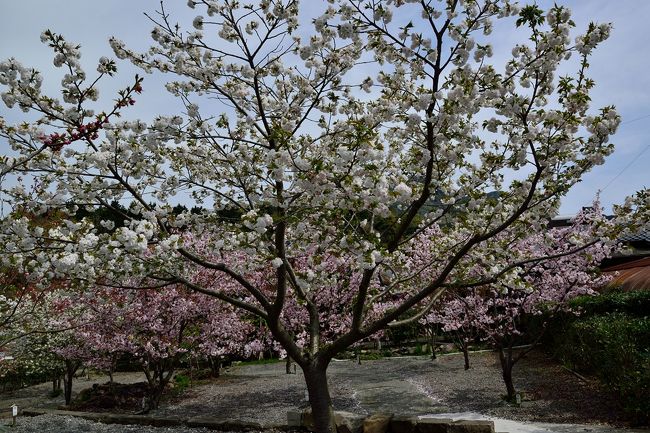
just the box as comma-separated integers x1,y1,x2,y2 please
421,413,649,433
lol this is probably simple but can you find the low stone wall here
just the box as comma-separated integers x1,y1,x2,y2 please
290,410,496,433
22,407,498,433
21,408,287,431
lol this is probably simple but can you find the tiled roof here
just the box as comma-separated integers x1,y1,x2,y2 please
620,228,650,243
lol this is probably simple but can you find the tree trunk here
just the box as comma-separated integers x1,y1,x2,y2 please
498,348,516,401
63,360,79,405
429,326,437,360
148,383,165,410
108,354,118,385
303,361,336,433
209,356,221,378
143,360,176,412
285,356,293,374
462,339,470,370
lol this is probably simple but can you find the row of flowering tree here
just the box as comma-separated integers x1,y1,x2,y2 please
1,1,647,432
422,206,614,399
59,285,264,410
1,283,264,409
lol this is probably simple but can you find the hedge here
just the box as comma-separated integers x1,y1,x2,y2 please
568,289,650,317
547,291,650,425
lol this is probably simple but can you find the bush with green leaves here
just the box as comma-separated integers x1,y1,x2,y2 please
569,289,650,316
548,291,650,425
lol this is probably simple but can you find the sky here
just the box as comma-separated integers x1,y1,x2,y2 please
0,0,648,216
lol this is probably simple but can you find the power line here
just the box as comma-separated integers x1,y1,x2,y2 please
585,112,650,198
600,143,650,193
621,113,650,125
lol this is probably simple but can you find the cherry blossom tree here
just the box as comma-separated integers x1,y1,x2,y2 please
0,272,47,347
0,1,641,431
428,207,614,399
421,292,485,369
0,287,86,403
63,284,260,411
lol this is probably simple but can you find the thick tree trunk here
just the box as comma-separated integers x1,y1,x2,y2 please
141,361,175,412
209,356,221,378
63,375,73,405
148,383,165,410
303,361,336,433
63,360,79,405
463,346,469,370
498,348,516,401
285,356,293,374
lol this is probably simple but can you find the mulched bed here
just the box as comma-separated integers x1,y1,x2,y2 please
68,382,150,413
512,351,626,424
433,350,629,425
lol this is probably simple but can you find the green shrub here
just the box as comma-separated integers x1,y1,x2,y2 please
569,290,650,317
173,374,191,392
359,352,384,361
550,310,650,424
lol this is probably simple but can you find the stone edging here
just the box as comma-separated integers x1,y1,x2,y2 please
291,410,497,433
21,408,289,431
22,408,500,433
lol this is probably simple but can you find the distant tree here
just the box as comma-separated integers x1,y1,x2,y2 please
428,208,614,399
0,288,84,403
65,285,260,411
421,292,485,369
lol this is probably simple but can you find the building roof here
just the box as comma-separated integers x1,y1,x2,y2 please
620,228,650,243
603,256,650,292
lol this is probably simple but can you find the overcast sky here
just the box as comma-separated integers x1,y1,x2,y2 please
1,0,648,216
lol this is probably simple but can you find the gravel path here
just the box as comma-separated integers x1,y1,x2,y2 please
159,350,627,426
0,349,637,432
1,415,213,433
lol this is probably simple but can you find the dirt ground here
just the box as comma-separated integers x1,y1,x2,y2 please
158,349,631,426
0,349,636,429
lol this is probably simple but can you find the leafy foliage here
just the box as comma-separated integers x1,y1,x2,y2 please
569,289,650,316
548,291,650,424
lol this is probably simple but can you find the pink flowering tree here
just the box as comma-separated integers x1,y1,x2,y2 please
2,2,643,431
64,285,260,411
190,246,388,368
421,292,487,369
428,208,614,400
